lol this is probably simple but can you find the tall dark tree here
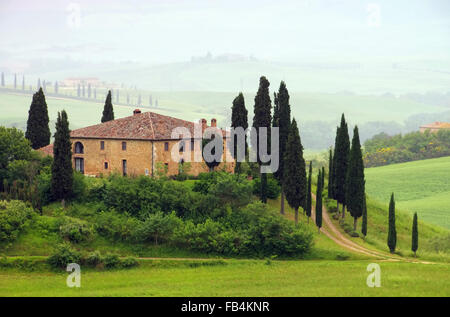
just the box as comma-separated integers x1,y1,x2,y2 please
1,72,4,86
138,94,142,105
231,92,248,174
328,148,334,199
101,90,115,123
155,99,159,107
283,119,307,224
306,161,312,222
273,81,291,214
51,110,73,201
315,169,323,233
252,76,272,203
333,114,350,218
412,212,418,257
149,95,153,106
361,193,367,237
82,84,85,97
22,75,25,90
14,73,17,89
25,88,51,149
387,193,397,253
116,90,119,103
54,81,59,94
88,83,91,98
77,84,81,97
94,88,97,99
127,94,130,105
346,126,365,230
321,166,325,191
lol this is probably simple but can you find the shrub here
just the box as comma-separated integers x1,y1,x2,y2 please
134,211,183,245
58,216,94,243
121,257,139,268
95,210,141,241
84,250,103,266
103,253,120,268
253,176,281,200
0,200,34,243
47,243,81,268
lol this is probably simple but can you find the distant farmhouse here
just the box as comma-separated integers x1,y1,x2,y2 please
60,77,101,87
39,110,234,177
419,121,450,133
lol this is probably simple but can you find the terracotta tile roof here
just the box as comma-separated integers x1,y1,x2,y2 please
420,121,450,129
70,111,227,140
36,143,54,157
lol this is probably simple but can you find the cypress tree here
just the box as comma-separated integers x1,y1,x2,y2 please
82,84,85,97
25,88,51,149
155,99,158,107
346,126,365,230
14,73,17,89
77,84,81,97
51,110,73,201
252,76,272,203
328,148,334,198
306,161,312,222
1,72,4,86
94,88,97,99
231,92,248,174
333,114,350,218
116,90,119,103
88,83,91,98
101,90,115,123
315,169,323,233
361,193,367,237
273,81,291,214
149,95,153,106
283,119,307,224
22,75,25,90
412,212,418,257
387,193,397,253
54,81,59,94
321,166,325,191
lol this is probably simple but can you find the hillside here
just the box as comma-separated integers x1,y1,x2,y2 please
365,156,450,229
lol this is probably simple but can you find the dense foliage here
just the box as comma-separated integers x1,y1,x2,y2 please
363,130,450,167
0,200,35,243
101,90,114,123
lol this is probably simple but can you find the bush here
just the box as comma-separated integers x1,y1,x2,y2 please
134,211,182,244
103,253,120,268
253,176,281,200
84,250,103,266
121,257,139,268
47,243,81,268
95,210,141,241
0,200,34,243
58,216,94,243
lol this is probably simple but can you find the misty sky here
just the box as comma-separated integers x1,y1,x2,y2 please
1,0,449,69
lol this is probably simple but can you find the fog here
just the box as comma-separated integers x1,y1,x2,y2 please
0,0,449,93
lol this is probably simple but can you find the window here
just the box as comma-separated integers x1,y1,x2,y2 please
164,142,169,151
122,142,127,151
122,160,127,176
104,162,108,169
191,140,195,151
179,140,185,152
100,141,105,150
75,158,84,174
74,142,84,154
145,168,149,176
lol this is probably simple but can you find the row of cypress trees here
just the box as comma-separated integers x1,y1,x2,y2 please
328,114,366,231
231,77,308,224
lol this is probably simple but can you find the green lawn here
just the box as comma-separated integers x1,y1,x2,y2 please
365,157,450,229
0,259,448,296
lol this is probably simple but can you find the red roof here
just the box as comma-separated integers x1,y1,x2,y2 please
36,143,54,157
70,111,226,140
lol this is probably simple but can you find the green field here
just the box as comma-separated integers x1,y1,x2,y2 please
1,259,448,296
365,157,450,230
0,89,445,133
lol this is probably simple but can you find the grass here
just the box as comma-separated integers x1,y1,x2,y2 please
0,258,448,296
365,156,450,229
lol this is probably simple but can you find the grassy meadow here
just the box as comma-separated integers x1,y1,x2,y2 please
365,157,450,230
1,258,448,297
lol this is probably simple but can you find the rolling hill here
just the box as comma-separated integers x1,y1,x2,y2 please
365,156,450,229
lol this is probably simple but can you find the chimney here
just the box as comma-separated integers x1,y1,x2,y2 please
200,118,207,132
133,109,141,115
211,118,217,128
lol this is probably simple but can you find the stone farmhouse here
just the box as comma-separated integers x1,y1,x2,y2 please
39,109,234,177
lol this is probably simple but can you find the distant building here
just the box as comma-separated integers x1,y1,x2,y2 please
61,77,101,87
38,110,234,177
419,121,450,133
